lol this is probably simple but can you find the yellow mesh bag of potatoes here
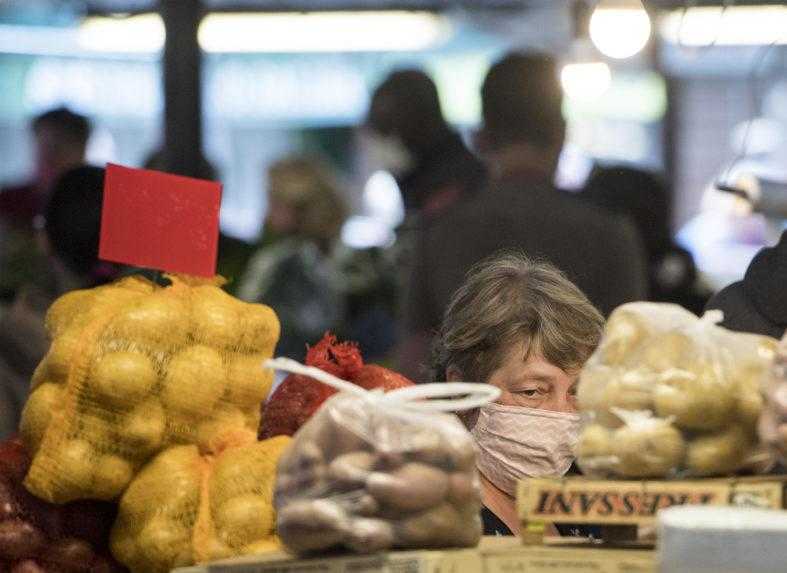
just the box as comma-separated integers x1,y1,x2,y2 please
576,302,778,479
20,274,280,503
759,333,787,465
111,435,290,573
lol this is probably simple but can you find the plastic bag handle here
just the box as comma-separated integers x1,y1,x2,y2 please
265,357,500,412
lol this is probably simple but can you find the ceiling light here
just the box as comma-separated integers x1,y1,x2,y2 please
590,0,651,59
198,12,451,53
78,13,164,53
660,6,787,47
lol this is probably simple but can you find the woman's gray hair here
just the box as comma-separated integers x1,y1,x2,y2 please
430,251,604,383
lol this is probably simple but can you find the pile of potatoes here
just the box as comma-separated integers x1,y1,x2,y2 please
275,393,482,555
111,436,290,573
759,334,787,465
576,302,778,479
21,275,280,504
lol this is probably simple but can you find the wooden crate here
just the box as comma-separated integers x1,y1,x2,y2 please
517,475,787,546
172,546,483,573
482,544,655,573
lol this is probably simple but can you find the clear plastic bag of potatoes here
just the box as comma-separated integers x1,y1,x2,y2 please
576,302,778,479
759,333,787,466
21,274,280,504
111,435,290,573
268,358,499,555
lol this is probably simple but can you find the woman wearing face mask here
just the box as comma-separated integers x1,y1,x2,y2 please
430,251,604,535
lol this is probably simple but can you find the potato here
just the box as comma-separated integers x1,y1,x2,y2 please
93,454,134,499
327,452,376,487
278,499,350,554
366,463,448,513
211,437,290,507
91,351,157,410
54,439,95,494
397,502,463,547
105,292,189,347
639,331,693,371
576,424,613,459
19,383,61,452
196,407,252,453
225,354,274,407
686,425,752,476
136,517,191,570
599,312,648,364
653,367,735,431
600,374,654,412
46,328,82,382
612,422,686,478
190,285,242,348
346,518,395,553
45,289,96,338
0,520,45,560
446,472,480,506
735,366,767,428
162,345,226,417
237,303,280,354
123,399,166,453
215,494,274,548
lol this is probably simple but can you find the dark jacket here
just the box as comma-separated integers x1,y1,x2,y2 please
706,231,787,338
404,183,648,336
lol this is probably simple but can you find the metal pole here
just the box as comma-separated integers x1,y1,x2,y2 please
160,0,203,178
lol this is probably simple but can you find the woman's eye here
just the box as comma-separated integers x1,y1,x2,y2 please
518,389,539,397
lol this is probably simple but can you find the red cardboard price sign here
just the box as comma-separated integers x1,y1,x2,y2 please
99,163,221,277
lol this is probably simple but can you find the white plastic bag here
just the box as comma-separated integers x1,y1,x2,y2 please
267,358,499,555
576,302,778,479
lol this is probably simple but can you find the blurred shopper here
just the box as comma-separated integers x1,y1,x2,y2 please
0,165,119,439
237,156,347,362
0,107,91,302
365,69,485,220
431,252,604,535
582,165,710,315
399,52,647,380
705,229,787,338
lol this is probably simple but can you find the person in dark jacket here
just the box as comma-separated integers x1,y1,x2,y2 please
365,69,485,219
581,165,711,315
398,52,648,381
705,230,787,338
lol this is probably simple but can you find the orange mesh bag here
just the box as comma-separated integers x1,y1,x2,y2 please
20,274,280,503
576,302,778,479
111,436,290,573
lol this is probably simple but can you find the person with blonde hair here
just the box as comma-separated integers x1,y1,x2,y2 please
431,251,604,536
238,155,348,361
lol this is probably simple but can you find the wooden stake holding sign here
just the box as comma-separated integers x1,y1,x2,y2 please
99,163,222,277
517,476,787,546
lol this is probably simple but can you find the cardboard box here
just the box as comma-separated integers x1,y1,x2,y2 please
517,475,787,545
172,546,483,573
482,545,655,573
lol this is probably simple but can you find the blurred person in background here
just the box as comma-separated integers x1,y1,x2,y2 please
365,69,485,222
705,229,787,339
581,165,711,315
237,156,347,362
399,52,647,381
430,252,604,535
0,165,119,439
0,107,91,303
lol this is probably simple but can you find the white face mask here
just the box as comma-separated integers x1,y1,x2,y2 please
364,132,414,177
470,402,580,496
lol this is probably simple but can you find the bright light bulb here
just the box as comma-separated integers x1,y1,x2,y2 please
560,61,611,101
590,2,651,59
